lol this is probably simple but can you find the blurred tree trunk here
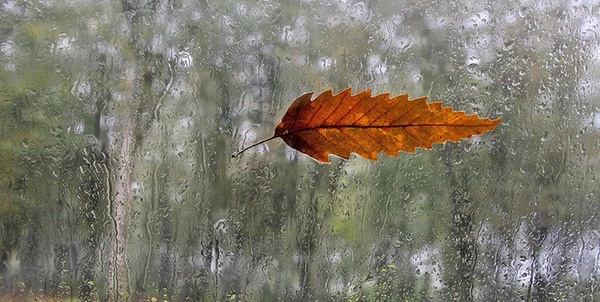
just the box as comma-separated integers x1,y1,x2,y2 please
107,116,136,300
104,1,169,299
443,145,475,302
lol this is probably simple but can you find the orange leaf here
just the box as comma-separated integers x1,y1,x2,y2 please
234,88,502,163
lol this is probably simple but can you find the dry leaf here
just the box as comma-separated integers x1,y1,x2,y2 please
234,88,502,163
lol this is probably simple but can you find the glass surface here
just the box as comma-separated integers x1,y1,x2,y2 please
0,0,598,301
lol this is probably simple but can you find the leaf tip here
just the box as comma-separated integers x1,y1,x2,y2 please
489,115,503,128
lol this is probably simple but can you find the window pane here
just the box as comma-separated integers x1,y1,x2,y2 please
0,0,598,300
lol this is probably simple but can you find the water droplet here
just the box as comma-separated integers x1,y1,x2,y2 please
503,41,515,51
467,63,479,72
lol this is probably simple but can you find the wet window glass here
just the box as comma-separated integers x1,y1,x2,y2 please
0,0,598,300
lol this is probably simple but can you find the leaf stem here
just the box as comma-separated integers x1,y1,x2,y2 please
231,136,278,158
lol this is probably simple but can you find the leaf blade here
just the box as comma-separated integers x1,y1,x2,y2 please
274,88,502,163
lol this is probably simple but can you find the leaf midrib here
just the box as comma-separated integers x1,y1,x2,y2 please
283,122,499,134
